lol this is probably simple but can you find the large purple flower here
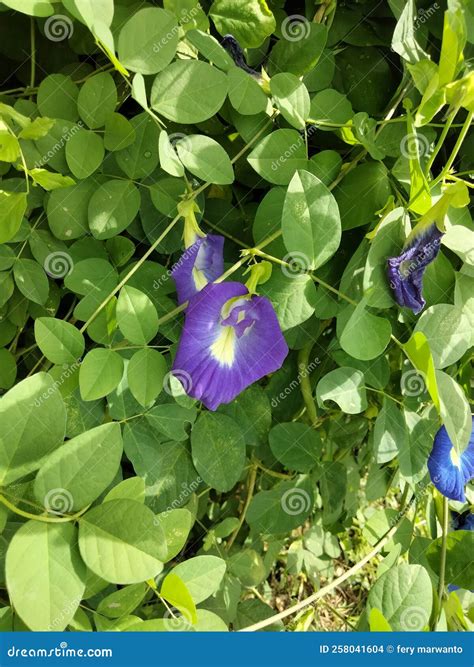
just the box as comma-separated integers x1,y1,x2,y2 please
387,223,443,314
171,235,224,305
172,281,288,410
427,417,474,502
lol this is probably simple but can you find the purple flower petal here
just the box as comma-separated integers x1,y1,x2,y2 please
172,282,288,410
427,417,474,502
387,223,443,314
171,235,225,305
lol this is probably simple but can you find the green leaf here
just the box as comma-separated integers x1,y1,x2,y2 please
186,29,234,70
104,477,145,504
127,348,167,408
282,170,341,270
248,129,307,185
146,404,197,442
47,180,96,240
29,168,75,191
6,522,86,631
368,608,392,632
391,0,429,64
115,113,159,179
436,370,472,454
34,317,85,364
104,113,136,152
338,300,392,361
0,348,16,389
309,89,352,127
77,72,117,129
34,423,123,512
37,74,79,122
170,556,226,604
333,162,391,231
316,367,367,414
175,135,234,185
270,73,310,129
88,180,141,240
79,349,124,401
427,530,474,591
158,131,184,178
116,286,159,345
118,7,179,75
161,572,197,625
227,67,268,116
260,272,316,331
0,372,66,485
1,0,56,16
210,0,275,48
403,331,440,412
79,499,167,584
367,563,433,631
151,61,228,123
247,478,314,534
13,259,49,305
268,22,327,76
155,508,193,561
374,399,407,464
97,583,147,619
65,128,104,179
269,422,322,472
0,131,20,161
191,413,245,492
0,191,27,244
414,304,471,370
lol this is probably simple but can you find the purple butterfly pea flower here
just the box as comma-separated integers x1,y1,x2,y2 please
172,281,288,410
171,234,225,305
427,417,474,503
387,223,443,314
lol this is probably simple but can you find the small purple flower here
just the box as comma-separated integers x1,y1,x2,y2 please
172,281,288,410
171,234,224,305
387,223,443,314
427,417,474,503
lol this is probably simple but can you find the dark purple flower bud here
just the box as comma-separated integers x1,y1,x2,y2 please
221,34,260,77
387,223,443,314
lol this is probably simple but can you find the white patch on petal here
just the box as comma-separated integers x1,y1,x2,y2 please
192,267,208,291
210,326,236,367
450,447,461,469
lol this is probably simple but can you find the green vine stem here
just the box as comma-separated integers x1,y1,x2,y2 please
298,341,319,428
0,493,89,524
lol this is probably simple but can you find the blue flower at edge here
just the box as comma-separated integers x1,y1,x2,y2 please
387,223,443,314
427,417,474,503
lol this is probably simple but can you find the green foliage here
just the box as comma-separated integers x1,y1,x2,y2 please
0,0,472,636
